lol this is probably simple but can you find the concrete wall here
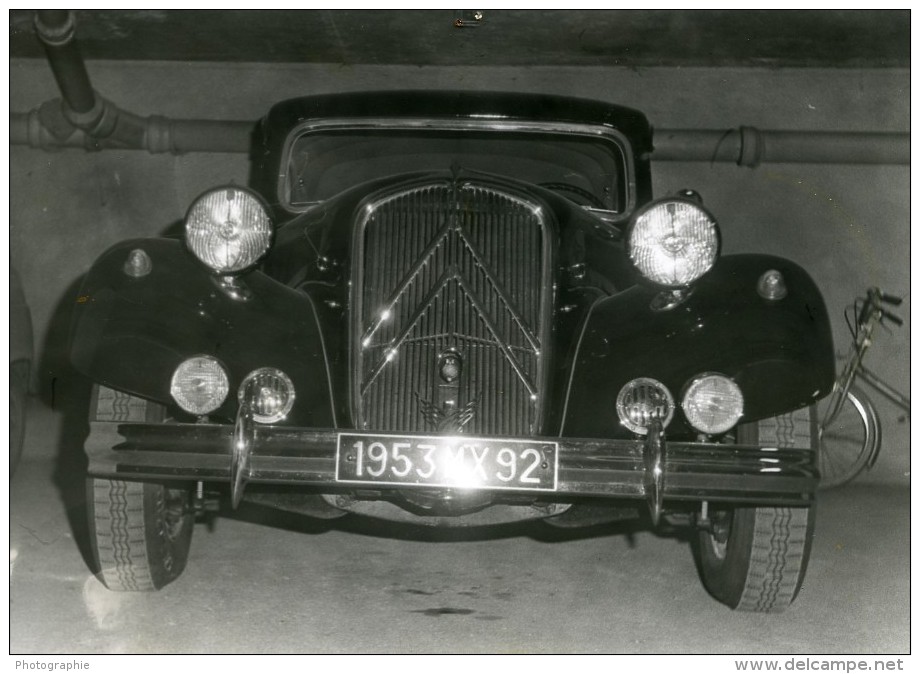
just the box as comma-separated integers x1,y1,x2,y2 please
10,59,909,482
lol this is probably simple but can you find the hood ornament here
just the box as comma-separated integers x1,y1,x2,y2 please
417,348,477,432
438,349,462,383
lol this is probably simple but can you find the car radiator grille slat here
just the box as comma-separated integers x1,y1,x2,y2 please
355,182,549,436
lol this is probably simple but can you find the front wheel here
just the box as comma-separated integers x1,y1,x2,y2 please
88,477,194,591
87,386,194,591
696,411,815,612
10,360,29,474
698,505,815,612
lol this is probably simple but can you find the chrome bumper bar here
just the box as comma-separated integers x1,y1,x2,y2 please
86,414,818,510
86,419,818,512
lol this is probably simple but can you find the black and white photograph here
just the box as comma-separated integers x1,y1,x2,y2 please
8,8,910,658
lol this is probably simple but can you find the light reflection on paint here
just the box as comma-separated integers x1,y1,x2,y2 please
83,574,130,631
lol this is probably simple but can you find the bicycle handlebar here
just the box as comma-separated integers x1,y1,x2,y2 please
860,288,905,328
878,290,903,306
881,309,904,327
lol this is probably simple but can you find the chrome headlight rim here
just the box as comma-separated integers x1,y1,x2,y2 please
625,196,721,289
238,367,296,424
680,372,745,435
169,354,230,416
616,376,676,436
184,185,273,275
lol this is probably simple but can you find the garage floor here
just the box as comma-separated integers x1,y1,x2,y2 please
9,399,910,654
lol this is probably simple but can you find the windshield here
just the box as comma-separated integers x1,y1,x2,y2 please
283,127,628,212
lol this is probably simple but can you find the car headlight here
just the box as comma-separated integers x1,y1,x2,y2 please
616,377,675,435
681,373,744,435
170,355,230,415
626,198,720,287
185,186,272,273
239,367,296,423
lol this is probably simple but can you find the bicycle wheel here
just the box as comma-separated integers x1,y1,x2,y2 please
816,385,881,489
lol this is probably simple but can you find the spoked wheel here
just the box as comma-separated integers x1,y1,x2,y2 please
815,385,881,489
696,410,816,612
87,386,194,591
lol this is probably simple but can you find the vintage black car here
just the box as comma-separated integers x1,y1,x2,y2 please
71,91,835,611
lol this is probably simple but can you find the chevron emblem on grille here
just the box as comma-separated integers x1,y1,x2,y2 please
362,255,538,397
356,183,547,434
415,393,479,433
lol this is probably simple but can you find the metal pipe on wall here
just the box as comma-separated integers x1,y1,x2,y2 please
33,10,96,115
18,10,253,155
10,109,253,154
653,127,908,167
11,109,908,165
10,10,910,165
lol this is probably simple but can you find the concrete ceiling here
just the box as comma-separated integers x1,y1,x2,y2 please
9,9,910,68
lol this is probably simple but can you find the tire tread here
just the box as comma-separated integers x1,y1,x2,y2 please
698,408,815,612
87,386,193,592
737,507,810,612
92,478,156,592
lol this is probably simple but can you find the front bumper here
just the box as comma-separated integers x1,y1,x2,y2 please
86,420,818,518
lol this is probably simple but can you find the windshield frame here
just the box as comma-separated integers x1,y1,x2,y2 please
277,117,637,223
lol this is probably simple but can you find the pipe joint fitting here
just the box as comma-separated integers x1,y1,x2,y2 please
37,100,78,141
145,115,175,154
63,93,115,137
25,109,56,150
34,10,76,47
737,126,764,168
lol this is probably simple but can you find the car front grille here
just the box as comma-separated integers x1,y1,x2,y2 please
354,181,551,436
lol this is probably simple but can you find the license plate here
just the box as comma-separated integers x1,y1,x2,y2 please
336,433,558,491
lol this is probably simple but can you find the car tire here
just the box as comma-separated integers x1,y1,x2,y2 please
86,386,194,591
696,411,816,612
10,360,29,474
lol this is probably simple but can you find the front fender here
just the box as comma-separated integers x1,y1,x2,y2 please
70,239,336,426
561,254,835,439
